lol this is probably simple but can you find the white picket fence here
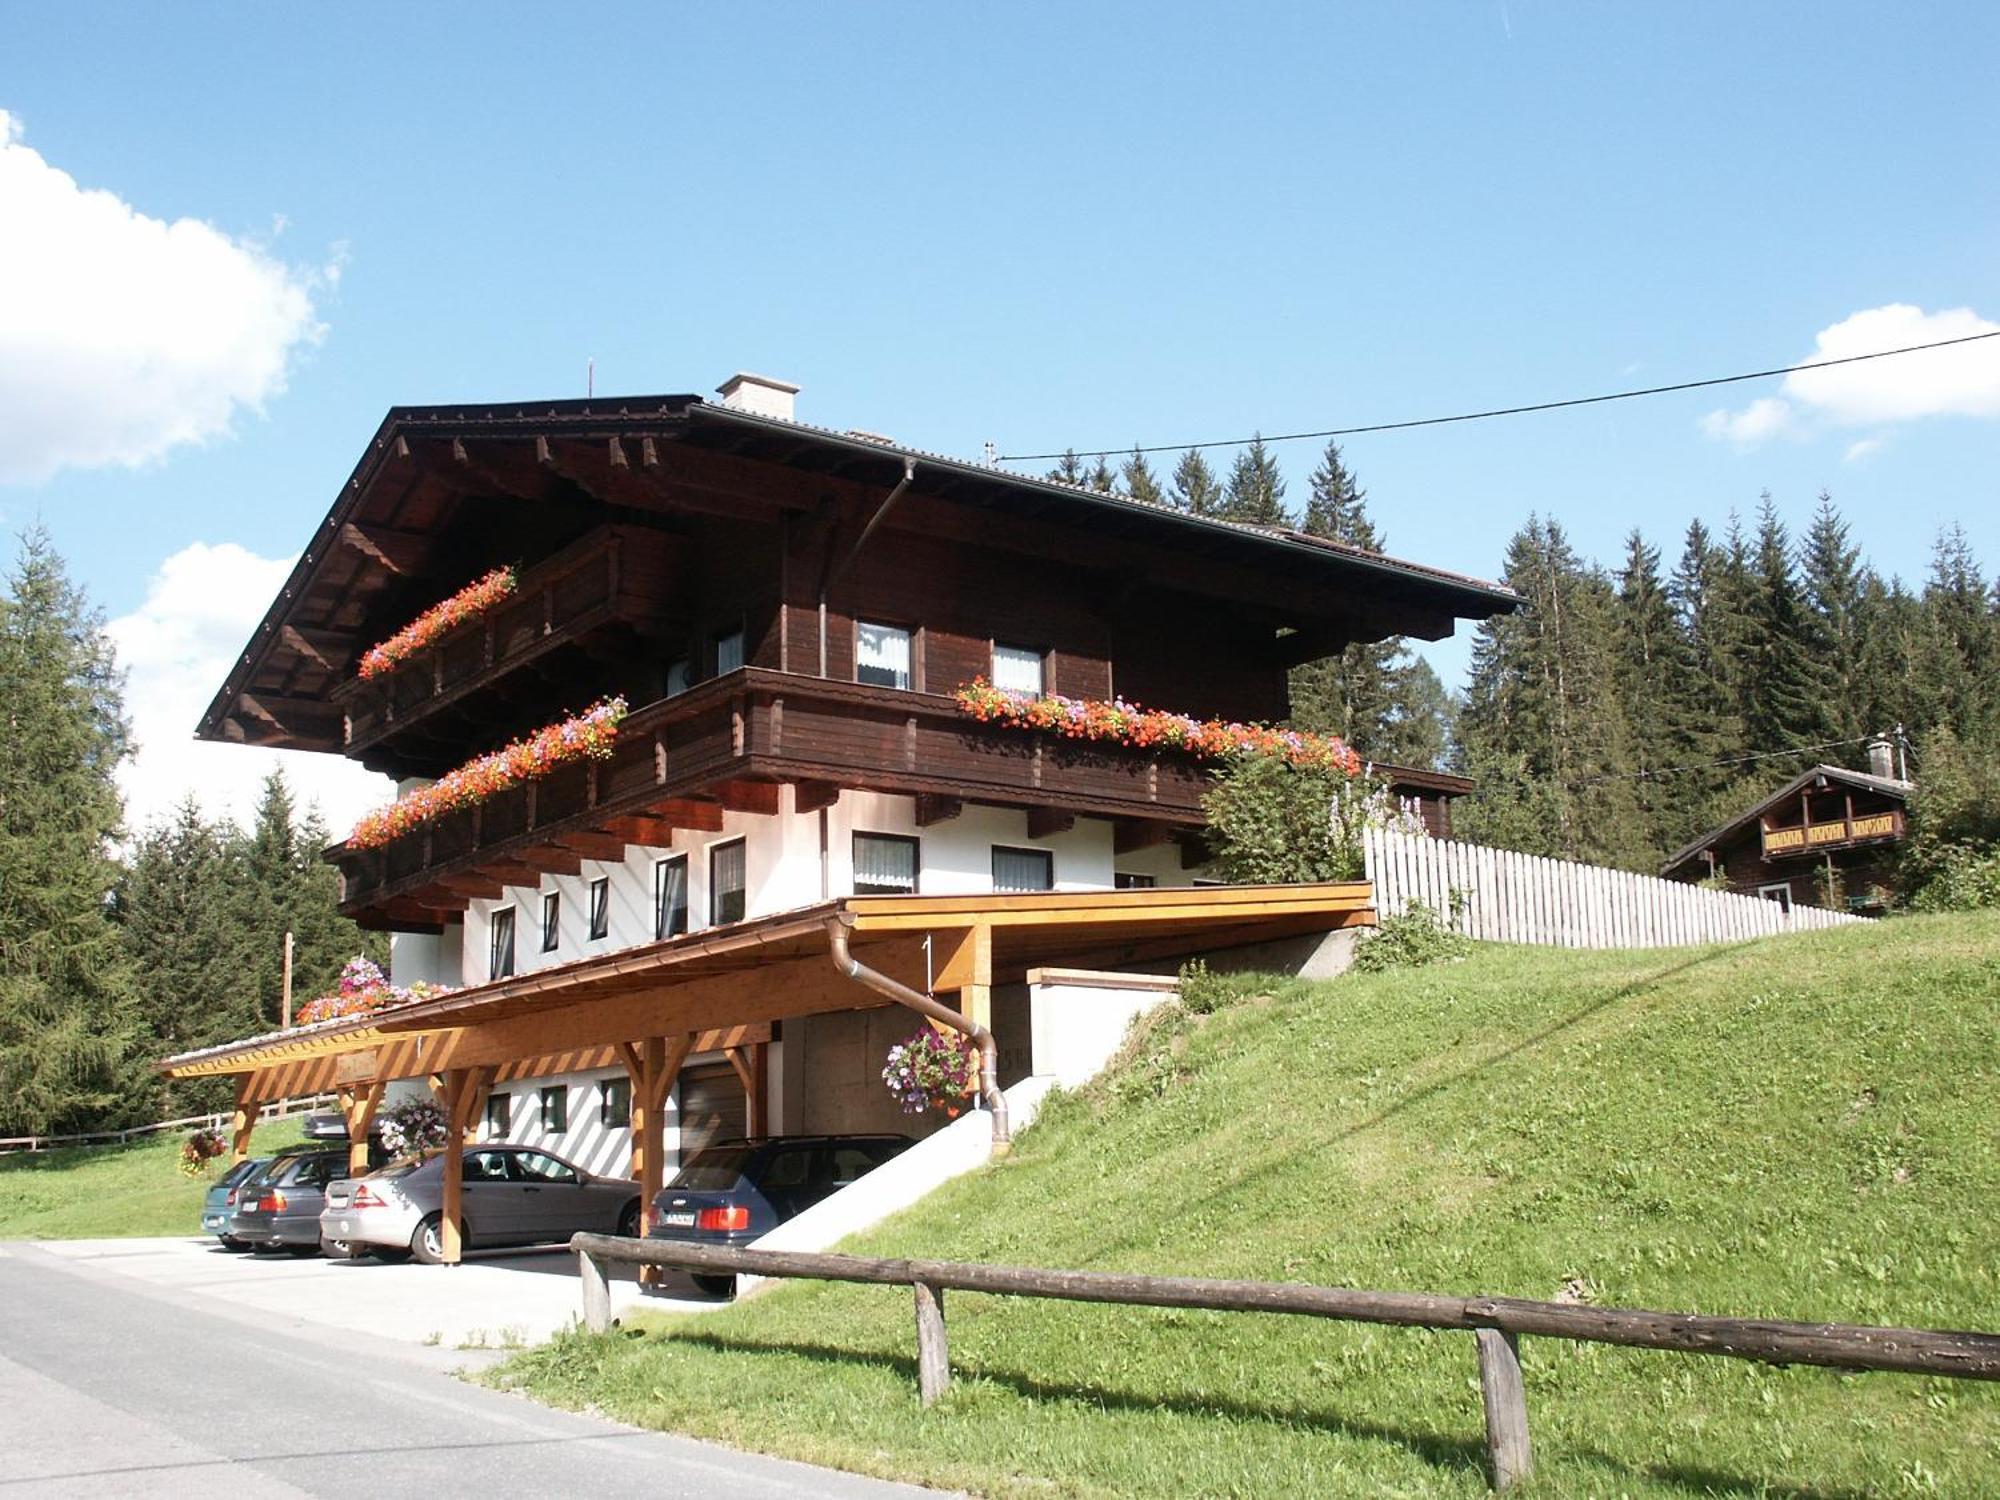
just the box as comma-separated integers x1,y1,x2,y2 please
1362,828,1862,950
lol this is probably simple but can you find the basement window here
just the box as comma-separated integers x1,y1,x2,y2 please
856,622,912,690
489,907,516,980
541,891,561,953
710,839,747,925
601,1077,631,1129
588,877,610,940
991,643,1044,696
853,832,919,895
539,1085,569,1134
655,854,689,940
992,845,1054,894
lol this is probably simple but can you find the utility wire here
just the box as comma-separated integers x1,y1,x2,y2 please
998,329,2000,462
1570,734,1885,787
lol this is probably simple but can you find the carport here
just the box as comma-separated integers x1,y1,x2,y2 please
162,884,1373,1266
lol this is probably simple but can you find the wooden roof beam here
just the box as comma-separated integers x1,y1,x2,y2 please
916,794,963,828
552,831,629,862
338,521,432,576
715,780,782,816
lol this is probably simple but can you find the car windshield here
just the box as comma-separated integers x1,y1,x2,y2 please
216,1159,260,1190
668,1145,754,1191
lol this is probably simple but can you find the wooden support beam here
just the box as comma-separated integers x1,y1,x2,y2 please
715,780,782,815
792,780,842,815
338,1081,386,1175
915,794,963,827
1477,1329,1533,1489
1113,819,1175,855
1026,808,1075,840
512,845,585,877
279,624,351,671
337,521,431,576
555,831,630,862
629,1032,697,1282
749,1040,769,1137
946,922,994,1030
230,1076,258,1163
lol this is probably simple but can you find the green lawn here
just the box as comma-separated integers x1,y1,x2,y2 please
0,1119,304,1239
494,912,2000,1498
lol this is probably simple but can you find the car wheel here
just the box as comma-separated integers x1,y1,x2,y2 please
616,1200,642,1239
691,1273,737,1299
411,1212,462,1265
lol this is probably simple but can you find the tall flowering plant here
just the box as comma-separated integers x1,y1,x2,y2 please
955,680,1362,775
882,1027,979,1117
296,956,451,1026
357,566,518,681
347,697,627,850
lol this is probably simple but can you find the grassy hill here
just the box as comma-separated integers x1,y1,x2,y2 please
499,912,2000,1498
0,1119,304,1239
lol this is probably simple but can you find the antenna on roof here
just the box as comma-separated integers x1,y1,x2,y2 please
982,440,998,467
587,357,595,398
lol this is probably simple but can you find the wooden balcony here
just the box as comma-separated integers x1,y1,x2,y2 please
1760,808,1904,860
333,668,1214,929
334,525,682,765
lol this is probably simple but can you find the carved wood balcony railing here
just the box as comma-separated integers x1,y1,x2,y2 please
1759,808,1904,860
332,668,1214,927
333,525,681,760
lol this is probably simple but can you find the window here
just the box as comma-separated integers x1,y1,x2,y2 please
513,1149,581,1185
992,845,1054,893
485,1092,512,1137
853,832,919,895
654,855,689,939
1115,872,1157,889
991,643,1044,696
1758,883,1794,914
601,1077,631,1128
489,907,516,980
665,657,691,697
856,622,912,689
541,891,561,952
539,1085,569,1134
710,839,747,925
588,877,610,940
714,628,745,676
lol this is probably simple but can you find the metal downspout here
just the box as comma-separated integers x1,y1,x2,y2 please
824,917,1010,1152
818,457,918,678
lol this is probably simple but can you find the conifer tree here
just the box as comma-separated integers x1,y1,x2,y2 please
1217,435,1289,526
0,530,144,1134
1743,494,1829,764
1120,448,1165,506
1613,530,1700,851
1047,449,1086,485
1920,525,1996,738
1300,440,1377,548
1289,441,1406,756
1800,491,1869,751
1169,449,1222,516
1085,454,1117,494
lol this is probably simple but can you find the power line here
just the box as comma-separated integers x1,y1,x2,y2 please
1571,734,1883,787
998,329,2000,463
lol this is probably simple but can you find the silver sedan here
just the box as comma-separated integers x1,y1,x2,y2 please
321,1145,642,1264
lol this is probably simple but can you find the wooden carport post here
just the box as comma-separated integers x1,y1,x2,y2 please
933,921,994,1031
337,1081,385,1176
724,1041,769,1138
438,1066,494,1265
229,1076,259,1163
617,1032,695,1286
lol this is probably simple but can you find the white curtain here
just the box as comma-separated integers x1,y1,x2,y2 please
853,834,917,893
856,623,911,689
991,644,1044,695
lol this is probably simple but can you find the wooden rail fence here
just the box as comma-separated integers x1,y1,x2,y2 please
0,1092,339,1156
1364,827,1861,950
570,1234,2000,1493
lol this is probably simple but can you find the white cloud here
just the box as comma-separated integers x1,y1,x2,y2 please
1843,437,1885,464
1701,396,1793,444
0,108,330,485
1704,303,2000,446
107,542,390,838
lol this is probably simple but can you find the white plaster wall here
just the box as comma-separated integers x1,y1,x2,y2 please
1027,973,1179,1089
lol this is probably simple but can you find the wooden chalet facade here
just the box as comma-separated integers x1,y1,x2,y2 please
1660,761,1911,914
169,373,1514,1261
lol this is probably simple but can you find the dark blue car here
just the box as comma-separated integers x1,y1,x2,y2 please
648,1134,912,1296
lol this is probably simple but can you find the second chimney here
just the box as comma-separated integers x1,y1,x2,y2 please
1868,738,1898,780
716,372,800,422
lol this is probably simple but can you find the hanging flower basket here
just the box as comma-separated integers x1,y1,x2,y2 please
357,566,518,681
955,679,1361,774
179,1128,227,1179
296,955,452,1026
378,1096,450,1158
346,697,627,849
882,1027,980,1117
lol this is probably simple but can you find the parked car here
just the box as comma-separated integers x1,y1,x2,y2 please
321,1145,642,1265
201,1156,271,1250
648,1134,913,1296
229,1149,362,1255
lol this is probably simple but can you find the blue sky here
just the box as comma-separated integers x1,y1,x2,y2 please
2,3,1996,830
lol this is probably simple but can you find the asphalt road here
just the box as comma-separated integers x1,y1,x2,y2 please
0,1243,950,1500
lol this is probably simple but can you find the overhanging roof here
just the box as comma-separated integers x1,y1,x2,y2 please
1660,764,1913,877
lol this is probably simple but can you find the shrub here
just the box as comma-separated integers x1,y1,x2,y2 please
1351,899,1472,972
1909,844,2000,913
1202,756,1396,885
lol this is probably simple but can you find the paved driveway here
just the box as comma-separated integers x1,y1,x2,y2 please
22,1234,713,1349
0,1241,951,1499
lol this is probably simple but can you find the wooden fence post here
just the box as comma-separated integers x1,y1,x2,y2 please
913,1280,950,1405
580,1248,612,1334
1475,1328,1532,1490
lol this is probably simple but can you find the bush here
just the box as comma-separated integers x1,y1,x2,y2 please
1202,756,1391,885
1901,726,2000,908
1909,844,2000,913
1351,900,1471,972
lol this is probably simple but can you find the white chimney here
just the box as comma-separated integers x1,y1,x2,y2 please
1867,738,1897,780
716,372,800,422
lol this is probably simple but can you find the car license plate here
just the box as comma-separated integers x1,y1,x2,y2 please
660,1211,696,1227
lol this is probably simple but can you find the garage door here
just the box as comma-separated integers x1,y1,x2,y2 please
677,1063,749,1157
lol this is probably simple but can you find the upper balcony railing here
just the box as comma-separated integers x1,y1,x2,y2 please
332,668,1214,928
333,525,681,761
1759,808,1904,860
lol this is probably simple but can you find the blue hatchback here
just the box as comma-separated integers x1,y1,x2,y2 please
201,1157,270,1249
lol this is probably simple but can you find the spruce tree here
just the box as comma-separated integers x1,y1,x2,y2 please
1921,526,1996,738
1085,454,1117,494
1743,493,1829,766
1376,657,1457,771
1120,448,1165,506
1169,449,1222,516
1217,435,1289,526
1614,530,1700,852
1289,441,1405,757
0,529,144,1134
1047,449,1086,486
1799,492,1869,752
1301,440,1378,548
